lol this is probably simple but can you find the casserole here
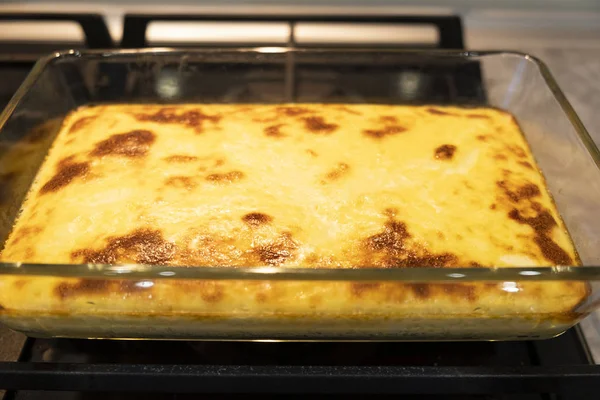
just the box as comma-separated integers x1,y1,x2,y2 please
0,48,599,340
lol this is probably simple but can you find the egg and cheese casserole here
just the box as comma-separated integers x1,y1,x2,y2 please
0,104,587,339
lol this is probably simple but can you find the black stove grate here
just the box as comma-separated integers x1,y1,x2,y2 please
0,13,112,61
121,14,464,49
0,12,112,109
1,327,599,399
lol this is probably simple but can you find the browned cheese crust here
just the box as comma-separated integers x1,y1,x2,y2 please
0,104,587,323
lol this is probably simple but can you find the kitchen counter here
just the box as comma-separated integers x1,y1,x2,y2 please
525,47,600,361
528,48,600,143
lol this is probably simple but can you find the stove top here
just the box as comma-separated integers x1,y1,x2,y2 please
2,327,598,399
0,11,600,400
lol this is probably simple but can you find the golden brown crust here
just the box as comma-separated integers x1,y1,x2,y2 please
0,104,587,331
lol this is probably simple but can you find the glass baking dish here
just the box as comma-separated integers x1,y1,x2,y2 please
0,48,599,341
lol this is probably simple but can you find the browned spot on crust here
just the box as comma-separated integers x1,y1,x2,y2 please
336,106,361,115
256,232,297,265
197,281,225,303
39,160,89,195
352,282,477,302
490,203,497,210
303,116,338,134
365,220,410,254
91,130,155,158
380,116,398,123
242,212,273,227
164,155,198,163
13,279,27,289
9,226,42,246
496,181,516,202
205,170,245,184
56,279,109,299
265,124,285,137
351,283,380,297
383,208,398,218
508,207,572,265
363,125,406,139
54,279,151,300
497,181,541,203
165,176,197,190
58,155,76,167
322,162,350,183
68,116,95,134
443,283,477,301
306,149,318,157
362,283,417,302
467,114,490,120
507,145,526,158
427,108,456,116
24,247,35,259
276,106,311,117
134,108,221,133
533,236,573,266
362,218,464,268
408,283,430,299
519,161,534,169
255,292,268,303
476,135,489,142
517,183,541,200
396,253,458,268
434,144,457,160
71,228,176,265
494,153,508,161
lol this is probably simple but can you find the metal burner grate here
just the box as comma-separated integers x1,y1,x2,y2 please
1,328,599,398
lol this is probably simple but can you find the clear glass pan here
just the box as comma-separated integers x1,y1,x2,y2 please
0,48,599,341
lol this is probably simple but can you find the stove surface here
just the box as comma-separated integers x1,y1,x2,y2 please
1,327,594,399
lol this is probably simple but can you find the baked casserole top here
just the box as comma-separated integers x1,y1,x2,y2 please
0,104,585,317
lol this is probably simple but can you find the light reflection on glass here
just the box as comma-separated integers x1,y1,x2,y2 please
108,266,133,274
135,280,154,289
519,270,541,276
156,70,180,99
502,281,520,293
255,47,287,53
252,267,280,274
396,71,421,100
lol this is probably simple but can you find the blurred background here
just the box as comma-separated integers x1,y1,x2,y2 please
0,0,598,48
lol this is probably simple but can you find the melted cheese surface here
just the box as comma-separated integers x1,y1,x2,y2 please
0,104,586,326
